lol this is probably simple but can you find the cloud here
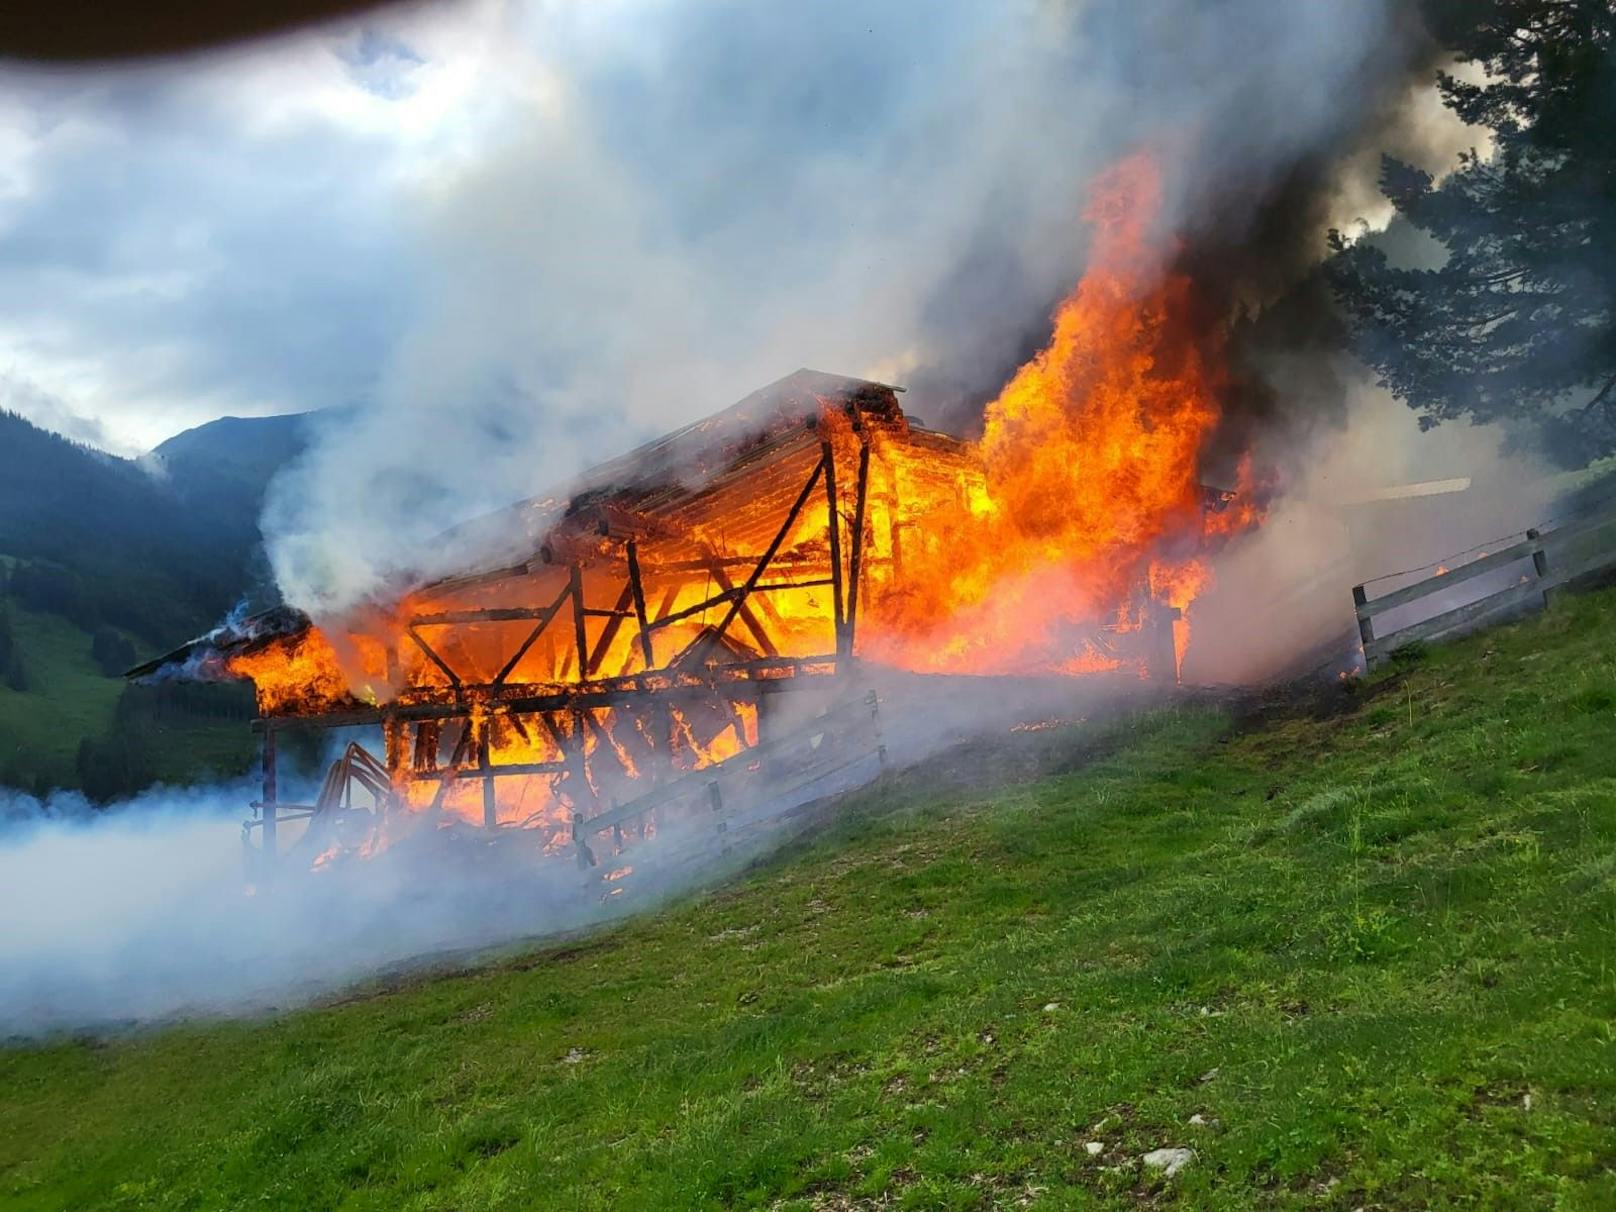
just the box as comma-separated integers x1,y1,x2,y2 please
0,16,455,451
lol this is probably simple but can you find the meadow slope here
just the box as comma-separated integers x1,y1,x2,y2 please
2,590,1615,1209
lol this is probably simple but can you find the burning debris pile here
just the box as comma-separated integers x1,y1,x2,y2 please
133,152,1267,879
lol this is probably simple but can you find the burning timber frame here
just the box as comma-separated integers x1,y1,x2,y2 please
244,371,937,863
133,369,1183,873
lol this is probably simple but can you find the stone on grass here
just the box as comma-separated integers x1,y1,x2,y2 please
1084,1141,1104,1156
1142,1147,1194,1178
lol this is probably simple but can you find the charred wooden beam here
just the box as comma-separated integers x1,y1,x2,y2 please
412,605,565,625
251,654,844,730
585,583,636,677
541,711,595,812
568,563,590,678
706,563,778,657
845,432,871,655
260,728,277,861
412,759,568,782
709,455,825,649
492,581,574,689
477,724,497,828
407,625,462,689
625,540,656,669
413,720,441,771
821,439,845,648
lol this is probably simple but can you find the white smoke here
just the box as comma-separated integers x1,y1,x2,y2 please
0,671,1163,1038
0,772,654,1036
1185,375,1559,685
263,0,1441,615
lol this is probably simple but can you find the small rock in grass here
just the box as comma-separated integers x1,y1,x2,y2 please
1084,1141,1104,1156
1198,1067,1220,1084
1043,1002,1060,1012
1142,1147,1194,1178
1188,1114,1206,1126
1523,1092,1533,1111
562,1047,587,1064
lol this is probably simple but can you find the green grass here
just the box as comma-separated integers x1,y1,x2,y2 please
0,601,125,787
3,590,1616,1209
0,596,251,793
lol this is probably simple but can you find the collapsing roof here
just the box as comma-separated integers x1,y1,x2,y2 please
130,368,957,685
428,368,918,586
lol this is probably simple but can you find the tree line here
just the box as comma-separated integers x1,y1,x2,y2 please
1328,0,1615,463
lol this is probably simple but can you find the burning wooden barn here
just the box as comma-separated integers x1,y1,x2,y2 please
131,369,1189,880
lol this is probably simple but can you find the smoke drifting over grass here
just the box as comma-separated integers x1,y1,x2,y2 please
0,672,1163,1038
0,777,622,1036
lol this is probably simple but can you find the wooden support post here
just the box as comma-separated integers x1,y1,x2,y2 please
625,541,655,670
478,722,497,830
381,716,405,817
1352,584,1376,655
821,441,846,650
1527,528,1553,607
845,433,871,656
569,563,591,673
261,727,278,861
756,686,776,749
382,715,404,773
708,780,729,854
542,710,595,817
1164,605,1182,684
413,720,440,772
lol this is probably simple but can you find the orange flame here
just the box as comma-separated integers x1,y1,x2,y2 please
221,148,1268,863
862,152,1253,673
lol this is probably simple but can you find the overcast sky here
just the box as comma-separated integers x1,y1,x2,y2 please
0,0,1441,468
0,2,528,452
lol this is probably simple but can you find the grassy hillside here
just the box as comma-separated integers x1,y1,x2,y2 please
0,598,254,795
3,589,1615,1209
0,408,311,795
0,603,125,788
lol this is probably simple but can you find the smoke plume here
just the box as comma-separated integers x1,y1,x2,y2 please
7,1,1560,1036
263,0,1459,615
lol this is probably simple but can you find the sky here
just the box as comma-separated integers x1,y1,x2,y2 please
0,0,1446,466
0,1,516,453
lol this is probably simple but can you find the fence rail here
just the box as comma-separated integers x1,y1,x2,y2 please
571,688,887,894
1352,497,1616,667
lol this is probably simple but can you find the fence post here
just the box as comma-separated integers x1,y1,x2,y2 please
708,780,729,854
1351,584,1376,665
867,689,887,769
1526,527,1553,607
260,727,278,866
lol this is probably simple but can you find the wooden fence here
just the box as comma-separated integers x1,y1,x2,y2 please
1352,495,1616,668
574,688,887,896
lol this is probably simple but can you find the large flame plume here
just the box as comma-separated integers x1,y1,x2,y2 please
202,149,1265,856
861,152,1259,673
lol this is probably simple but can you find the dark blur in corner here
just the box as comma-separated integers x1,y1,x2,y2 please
0,0,399,61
